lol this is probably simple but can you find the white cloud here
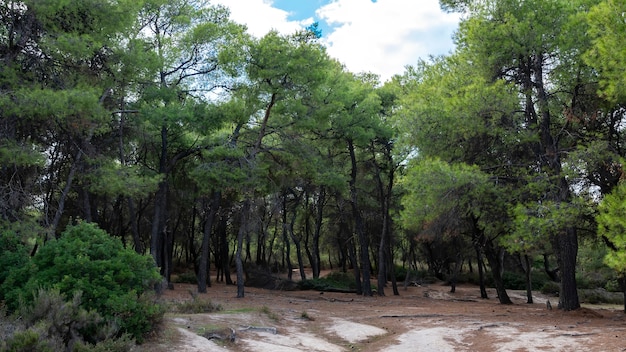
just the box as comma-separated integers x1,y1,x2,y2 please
212,0,460,82
317,0,460,81
212,0,312,37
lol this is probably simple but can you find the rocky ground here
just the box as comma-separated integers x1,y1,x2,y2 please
139,276,626,352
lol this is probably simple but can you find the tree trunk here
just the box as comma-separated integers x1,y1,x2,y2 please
475,245,488,299
521,254,533,304
543,253,559,282
219,214,233,285
347,234,362,295
151,125,168,275
236,200,250,298
281,193,293,281
312,187,325,279
553,228,580,310
198,192,220,293
533,54,579,310
348,139,371,296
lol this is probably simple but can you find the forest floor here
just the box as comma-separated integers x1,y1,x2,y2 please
139,272,626,352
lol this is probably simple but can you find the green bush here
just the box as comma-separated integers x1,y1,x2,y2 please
3,222,163,342
298,271,356,291
2,329,57,352
0,229,31,302
0,289,136,352
172,271,197,284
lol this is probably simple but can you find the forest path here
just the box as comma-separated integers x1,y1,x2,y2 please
140,280,626,351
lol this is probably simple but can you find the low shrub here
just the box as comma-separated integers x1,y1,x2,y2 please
3,222,163,343
172,271,198,284
173,298,223,314
298,271,356,291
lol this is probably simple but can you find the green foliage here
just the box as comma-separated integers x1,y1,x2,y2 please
20,289,105,347
85,162,162,199
4,222,162,341
399,158,488,231
1,289,136,352
0,231,30,299
584,0,626,103
2,329,56,352
298,271,356,291
597,181,626,274
171,271,198,284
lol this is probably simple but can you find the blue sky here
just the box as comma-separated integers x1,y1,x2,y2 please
212,0,460,82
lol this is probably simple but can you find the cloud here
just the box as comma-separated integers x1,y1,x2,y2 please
211,0,460,82
317,0,460,81
212,0,312,37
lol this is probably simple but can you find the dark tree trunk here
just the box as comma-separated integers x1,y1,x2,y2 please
198,192,220,293
348,139,371,296
475,244,488,299
521,254,533,304
617,276,626,313
219,214,233,285
151,125,169,278
281,193,293,281
236,200,250,298
471,213,511,304
543,253,559,282
311,187,325,279
483,241,512,304
288,190,306,281
347,234,362,295
553,228,580,310
533,54,579,310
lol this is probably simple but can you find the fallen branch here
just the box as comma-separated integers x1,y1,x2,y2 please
380,314,443,318
239,326,277,334
319,296,355,303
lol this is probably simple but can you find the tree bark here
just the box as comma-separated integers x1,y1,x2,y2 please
348,139,371,296
198,192,220,293
236,200,250,298
475,245,488,299
521,254,533,304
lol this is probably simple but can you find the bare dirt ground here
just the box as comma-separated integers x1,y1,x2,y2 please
139,275,626,352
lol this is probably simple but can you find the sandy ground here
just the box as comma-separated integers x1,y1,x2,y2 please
139,278,626,352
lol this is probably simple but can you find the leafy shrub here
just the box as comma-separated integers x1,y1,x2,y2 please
3,222,163,342
298,271,356,291
0,289,136,352
2,329,57,352
604,279,622,293
172,271,197,284
0,229,31,302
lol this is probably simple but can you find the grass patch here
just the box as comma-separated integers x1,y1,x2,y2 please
260,306,279,322
171,299,222,314
300,311,315,321
222,307,257,314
